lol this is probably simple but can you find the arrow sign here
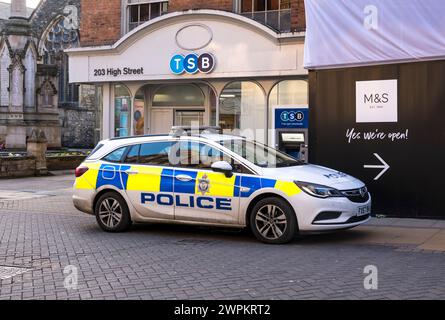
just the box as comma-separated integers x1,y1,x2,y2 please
364,153,390,181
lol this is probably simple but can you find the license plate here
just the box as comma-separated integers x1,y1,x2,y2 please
357,205,371,216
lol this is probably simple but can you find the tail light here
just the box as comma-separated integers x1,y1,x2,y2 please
75,166,89,178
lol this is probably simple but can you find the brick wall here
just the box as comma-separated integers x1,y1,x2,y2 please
291,0,306,32
80,0,122,46
168,0,233,12
79,0,306,47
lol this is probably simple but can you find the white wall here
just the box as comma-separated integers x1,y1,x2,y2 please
67,10,306,83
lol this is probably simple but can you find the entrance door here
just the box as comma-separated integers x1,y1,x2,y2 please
175,110,205,127
150,108,173,134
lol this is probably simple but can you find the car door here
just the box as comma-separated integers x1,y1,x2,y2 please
124,141,176,220
173,139,241,225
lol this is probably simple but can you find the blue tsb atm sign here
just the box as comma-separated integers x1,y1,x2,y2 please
170,53,215,75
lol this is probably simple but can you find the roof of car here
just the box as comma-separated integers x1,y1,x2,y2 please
106,133,244,144
86,133,247,161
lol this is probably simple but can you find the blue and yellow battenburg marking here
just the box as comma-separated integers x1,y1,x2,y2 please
75,163,302,205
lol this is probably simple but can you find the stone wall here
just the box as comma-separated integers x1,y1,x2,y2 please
47,155,85,171
59,84,97,148
59,107,96,148
0,154,85,178
0,156,36,178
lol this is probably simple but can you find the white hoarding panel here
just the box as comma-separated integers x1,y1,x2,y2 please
304,0,445,69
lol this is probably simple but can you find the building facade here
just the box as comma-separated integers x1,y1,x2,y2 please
68,0,309,153
0,0,100,149
68,0,445,219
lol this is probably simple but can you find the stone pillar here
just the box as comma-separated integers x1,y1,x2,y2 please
3,0,39,149
10,0,27,18
27,129,48,176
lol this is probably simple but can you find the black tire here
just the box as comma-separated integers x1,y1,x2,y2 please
94,192,132,232
249,197,298,244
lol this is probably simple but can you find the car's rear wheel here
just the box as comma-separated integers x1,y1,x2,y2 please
249,197,298,244
95,192,132,232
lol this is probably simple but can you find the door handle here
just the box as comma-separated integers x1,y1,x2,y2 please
126,170,139,175
240,187,251,193
176,174,193,182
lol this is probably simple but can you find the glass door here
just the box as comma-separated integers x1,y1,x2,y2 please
175,110,205,127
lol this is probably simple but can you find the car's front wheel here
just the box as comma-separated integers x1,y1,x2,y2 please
94,192,132,232
249,197,298,244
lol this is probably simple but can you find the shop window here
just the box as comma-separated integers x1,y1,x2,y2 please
134,89,146,136
94,85,104,145
209,88,217,126
127,1,169,31
219,81,266,143
269,80,308,145
153,85,205,107
114,84,132,138
237,0,291,32
269,80,308,107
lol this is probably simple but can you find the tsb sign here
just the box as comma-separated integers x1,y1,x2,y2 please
170,53,215,75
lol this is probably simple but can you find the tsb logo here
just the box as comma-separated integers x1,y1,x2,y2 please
280,111,304,122
170,53,215,75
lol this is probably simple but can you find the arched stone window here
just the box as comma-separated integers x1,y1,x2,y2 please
41,15,80,106
24,47,36,108
9,55,25,110
0,44,11,107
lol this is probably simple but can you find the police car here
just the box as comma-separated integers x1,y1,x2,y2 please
73,127,371,244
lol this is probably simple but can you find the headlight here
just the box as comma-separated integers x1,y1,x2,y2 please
294,181,344,198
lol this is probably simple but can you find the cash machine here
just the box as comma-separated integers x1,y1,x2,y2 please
274,108,309,163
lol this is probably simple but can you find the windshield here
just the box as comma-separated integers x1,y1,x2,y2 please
219,139,304,168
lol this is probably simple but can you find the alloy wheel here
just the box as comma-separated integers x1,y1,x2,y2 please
98,198,123,228
254,204,288,241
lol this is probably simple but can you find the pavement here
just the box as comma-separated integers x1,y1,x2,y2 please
0,172,444,300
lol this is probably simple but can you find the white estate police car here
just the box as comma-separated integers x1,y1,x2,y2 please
73,128,371,244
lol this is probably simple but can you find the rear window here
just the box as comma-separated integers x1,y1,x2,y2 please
102,146,128,163
86,143,104,159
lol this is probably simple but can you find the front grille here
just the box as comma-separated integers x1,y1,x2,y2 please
341,187,370,203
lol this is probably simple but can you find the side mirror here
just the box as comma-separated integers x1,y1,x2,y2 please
211,161,233,178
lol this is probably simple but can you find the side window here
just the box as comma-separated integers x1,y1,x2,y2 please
176,141,220,169
176,141,251,173
103,146,128,163
139,141,173,166
124,144,140,164
232,160,254,175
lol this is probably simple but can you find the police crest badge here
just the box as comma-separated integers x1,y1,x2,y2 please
198,174,210,195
